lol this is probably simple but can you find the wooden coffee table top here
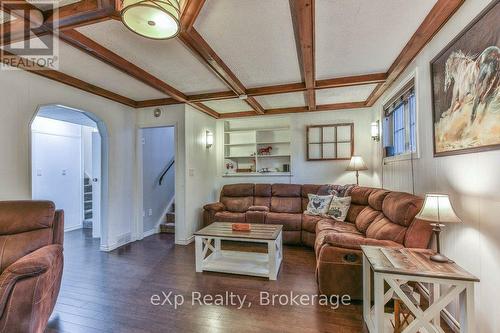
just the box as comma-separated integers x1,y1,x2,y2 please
194,222,282,240
361,246,479,282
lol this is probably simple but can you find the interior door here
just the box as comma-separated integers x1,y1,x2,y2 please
92,131,102,238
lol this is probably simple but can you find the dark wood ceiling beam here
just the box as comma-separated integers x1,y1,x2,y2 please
290,0,316,111
180,0,263,115
135,98,181,108
316,73,388,90
366,0,465,106
1,50,136,107
219,101,366,118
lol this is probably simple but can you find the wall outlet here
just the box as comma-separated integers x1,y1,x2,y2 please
62,169,67,176
148,208,153,216
142,210,145,217
189,168,195,177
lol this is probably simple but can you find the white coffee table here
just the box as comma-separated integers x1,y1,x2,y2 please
194,222,283,280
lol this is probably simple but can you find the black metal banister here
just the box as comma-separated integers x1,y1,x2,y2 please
159,157,175,186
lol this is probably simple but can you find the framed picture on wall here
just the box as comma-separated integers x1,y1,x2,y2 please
430,1,500,157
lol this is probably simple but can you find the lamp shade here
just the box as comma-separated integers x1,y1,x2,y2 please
415,194,462,224
121,0,180,40
346,156,368,171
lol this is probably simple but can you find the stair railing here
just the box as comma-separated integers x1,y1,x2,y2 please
159,157,175,186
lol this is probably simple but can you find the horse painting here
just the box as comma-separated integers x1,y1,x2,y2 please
431,1,500,156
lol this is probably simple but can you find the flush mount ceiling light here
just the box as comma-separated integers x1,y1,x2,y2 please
121,0,180,40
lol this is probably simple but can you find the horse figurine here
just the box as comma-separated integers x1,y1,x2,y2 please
258,146,273,155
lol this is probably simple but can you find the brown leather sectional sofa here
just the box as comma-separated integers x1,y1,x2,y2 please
203,183,433,299
0,201,64,333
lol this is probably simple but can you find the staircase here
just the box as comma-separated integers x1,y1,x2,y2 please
83,176,93,229
159,202,175,234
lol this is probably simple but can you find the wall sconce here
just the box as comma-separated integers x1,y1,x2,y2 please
206,130,214,149
371,121,380,142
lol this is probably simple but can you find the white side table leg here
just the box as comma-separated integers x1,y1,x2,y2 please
363,254,372,331
374,273,385,333
431,282,441,328
195,236,203,272
460,282,475,333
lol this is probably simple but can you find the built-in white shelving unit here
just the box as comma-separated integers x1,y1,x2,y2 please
223,120,291,177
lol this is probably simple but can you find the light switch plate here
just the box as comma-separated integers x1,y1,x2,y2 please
189,169,195,177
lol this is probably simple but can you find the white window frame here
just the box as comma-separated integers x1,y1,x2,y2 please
381,69,420,164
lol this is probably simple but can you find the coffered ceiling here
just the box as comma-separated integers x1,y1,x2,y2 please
0,0,466,118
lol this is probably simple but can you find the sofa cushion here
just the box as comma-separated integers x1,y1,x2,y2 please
266,212,301,231
302,214,323,233
272,184,301,197
316,219,361,235
214,211,246,223
221,197,254,213
345,203,366,223
255,184,271,197
324,232,404,250
382,192,423,227
355,207,382,233
368,189,390,211
221,184,254,197
350,187,376,205
366,216,407,244
0,201,55,234
271,197,302,213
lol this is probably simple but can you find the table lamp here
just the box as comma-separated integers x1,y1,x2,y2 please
415,194,462,263
346,156,368,185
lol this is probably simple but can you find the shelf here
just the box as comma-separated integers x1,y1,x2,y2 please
224,155,255,159
223,172,292,177
225,127,289,133
256,141,290,145
256,154,290,158
224,143,256,146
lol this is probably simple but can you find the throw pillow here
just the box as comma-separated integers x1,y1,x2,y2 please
327,196,352,221
305,194,333,216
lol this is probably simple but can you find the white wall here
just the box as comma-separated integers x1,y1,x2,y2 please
31,117,83,231
372,0,499,331
184,106,218,238
217,108,377,189
0,69,136,251
141,126,175,233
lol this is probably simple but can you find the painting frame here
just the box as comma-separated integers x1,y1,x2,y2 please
430,1,500,157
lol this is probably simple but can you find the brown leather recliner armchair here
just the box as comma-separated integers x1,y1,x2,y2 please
0,201,64,333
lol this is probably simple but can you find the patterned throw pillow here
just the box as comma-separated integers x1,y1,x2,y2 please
305,194,333,216
327,196,352,221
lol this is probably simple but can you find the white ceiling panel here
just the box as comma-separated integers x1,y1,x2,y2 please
316,0,437,79
77,20,228,95
316,84,377,105
5,37,168,100
254,91,306,110
195,0,302,88
202,99,254,114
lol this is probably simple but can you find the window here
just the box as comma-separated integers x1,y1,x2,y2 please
383,81,417,157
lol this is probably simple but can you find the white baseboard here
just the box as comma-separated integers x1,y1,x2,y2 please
175,235,194,245
143,228,159,238
416,282,460,333
64,224,83,232
100,232,132,252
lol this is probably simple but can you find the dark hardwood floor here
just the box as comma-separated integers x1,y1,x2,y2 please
46,229,368,333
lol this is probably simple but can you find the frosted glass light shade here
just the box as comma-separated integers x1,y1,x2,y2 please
415,194,462,224
346,156,368,171
121,0,180,40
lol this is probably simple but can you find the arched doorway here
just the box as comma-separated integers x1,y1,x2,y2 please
30,104,109,250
